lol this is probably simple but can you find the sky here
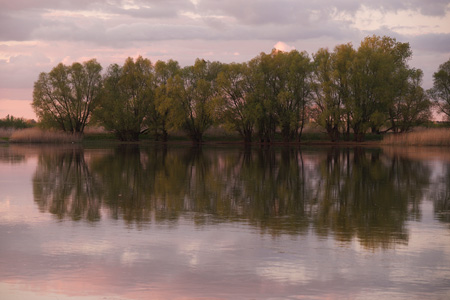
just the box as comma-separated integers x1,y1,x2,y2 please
0,0,449,120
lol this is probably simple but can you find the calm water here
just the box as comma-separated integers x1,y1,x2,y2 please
0,144,449,300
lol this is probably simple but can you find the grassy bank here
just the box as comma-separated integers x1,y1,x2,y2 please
9,128,82,143
0,128,14,141
5,126,386,145
382,128,450,146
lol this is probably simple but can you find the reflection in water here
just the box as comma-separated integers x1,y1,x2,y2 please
312,148,430,249
433,163,450,226
32,145,437,249
33,146,103,221
91,145,170,224
0,145,26,164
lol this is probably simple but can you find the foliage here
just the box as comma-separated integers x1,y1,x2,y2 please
30,35,441,143
247,49,313,143
390,69,431,132
311,44,354,141
216,62,258,143
165,59,222,143
348,36,412,140
0,115,34,129
154,59,181,141
311,36,420,141
94,56,154,141
32,59,102,133
429,58,450,120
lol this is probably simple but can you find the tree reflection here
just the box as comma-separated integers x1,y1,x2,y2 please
236,148,312,234
312,147,430,249
32,145,437,249
33,146,102,221
89,145,174,226
0,146,26,164
433,163,450,226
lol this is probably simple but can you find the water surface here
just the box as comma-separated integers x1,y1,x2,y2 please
1,145,449,299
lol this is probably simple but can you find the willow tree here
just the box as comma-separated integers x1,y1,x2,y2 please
393,69,431,132
279,50,313,142
348,35,412,141
95,56,154,141
429,59,450,120
154,59,181,141
312,44,354,141
32,59,102,133
217,62,259,143
250,51,281,143
166,59,222,143
249,49,313,143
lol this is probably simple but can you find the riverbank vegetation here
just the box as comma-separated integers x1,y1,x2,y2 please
27,35,450,144
382,128,450,146
9,128,82,143
0,115,36,141
0,115,34,130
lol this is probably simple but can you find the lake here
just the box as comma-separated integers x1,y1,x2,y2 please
1,144,449,299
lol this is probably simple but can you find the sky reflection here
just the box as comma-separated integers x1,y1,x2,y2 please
0,145,449,299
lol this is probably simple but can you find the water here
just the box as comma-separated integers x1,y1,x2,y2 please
1,144,449,299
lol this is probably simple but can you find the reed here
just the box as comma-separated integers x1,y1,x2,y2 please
9,128,82,143
0,128,14,139
382,128,450,146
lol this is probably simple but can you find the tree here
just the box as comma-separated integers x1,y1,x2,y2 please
95,56,154,141
312,44,354,141
217,62,258,143
348,36,411,141
279,50,313,142
391,69,431,132
166,59,222,143
429,59,450,120
32,59,102,133
0,115,33,129
250,49,313,143
154,59,181,142
249,52,279,143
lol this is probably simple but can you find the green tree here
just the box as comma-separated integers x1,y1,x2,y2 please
154,59,181,141
32,59,102,133
251,51,282,143
217,62,258,143
348,36,411,141
429,58,450,120
250,49,313,143
278,50,313,142
166,59,222,143
391,69,431,132
95,56,154,141
0,115,33,129
312,44,354,141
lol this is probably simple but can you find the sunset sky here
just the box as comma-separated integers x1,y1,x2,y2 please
1,0,449,120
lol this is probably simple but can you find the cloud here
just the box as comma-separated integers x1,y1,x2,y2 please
410,33,450,53
375,0,450,17
0,0,448,119
273,41,296,52
0,12,41,41
0,53,52,89
1,0,448,46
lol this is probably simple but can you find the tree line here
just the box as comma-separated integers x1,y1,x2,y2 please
32,35,450,142
0,115,34,129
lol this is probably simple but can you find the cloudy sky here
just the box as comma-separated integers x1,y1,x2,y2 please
1,0,449,120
